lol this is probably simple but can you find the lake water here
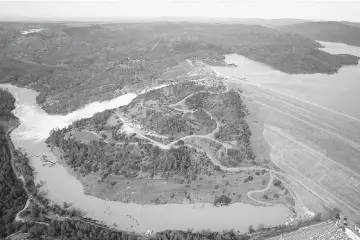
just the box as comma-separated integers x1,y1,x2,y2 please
210,41,360,221
1,84,290,233
211,41,360,119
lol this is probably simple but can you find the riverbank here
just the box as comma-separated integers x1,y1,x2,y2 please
0,88,28,238
46,79,289,208
1,82,293,234
1,71,346,240
0,122,28,238
51,142,280,208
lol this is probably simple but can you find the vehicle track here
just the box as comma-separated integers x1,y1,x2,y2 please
115,81,333,217
247,172,274,205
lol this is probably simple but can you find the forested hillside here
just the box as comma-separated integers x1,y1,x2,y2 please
280,21,360,47
0,126,27,238
0,89,27,238
0,88,15,116
238,44,360,74
0,22,357,114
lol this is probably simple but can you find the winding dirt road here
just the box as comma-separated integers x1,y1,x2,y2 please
247,172,274,205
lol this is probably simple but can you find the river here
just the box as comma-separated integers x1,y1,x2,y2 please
210,41,360,221
0,84,290,233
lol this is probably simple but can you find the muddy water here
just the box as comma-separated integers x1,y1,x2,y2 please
210,41,360,221
0,84,290,233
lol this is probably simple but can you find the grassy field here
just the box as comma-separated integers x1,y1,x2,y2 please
251,177,290,205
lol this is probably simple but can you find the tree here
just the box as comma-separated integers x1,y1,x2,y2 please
29,225,45,238
248,225,255,234
47,226,57,237
214,195,232,206
257,224,265,231
30,204,40,218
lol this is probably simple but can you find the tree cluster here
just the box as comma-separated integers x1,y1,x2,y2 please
0,89,27,238
0,88,15,116
1,22,344,115
186,90,255,167
48,126,212,182
213,195,232,206
0,126,27,238
12,219,255,240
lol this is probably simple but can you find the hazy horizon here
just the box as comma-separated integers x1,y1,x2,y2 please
0,0,360,22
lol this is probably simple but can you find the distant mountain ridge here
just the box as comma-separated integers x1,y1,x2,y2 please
0,16,307,26
1,22,358,115
280,21,360,47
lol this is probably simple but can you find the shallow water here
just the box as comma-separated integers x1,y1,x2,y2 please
0,84,290,233
210,41,360,220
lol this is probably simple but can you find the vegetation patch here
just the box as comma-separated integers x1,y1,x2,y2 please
0,89,27,238
214,195,232,206
186,90,255,167
1,22,357,114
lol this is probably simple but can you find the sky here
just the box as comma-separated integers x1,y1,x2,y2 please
0,0,360,22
